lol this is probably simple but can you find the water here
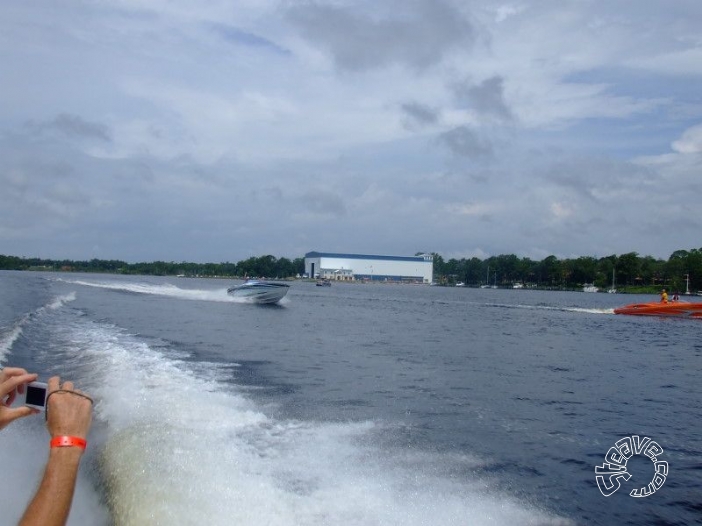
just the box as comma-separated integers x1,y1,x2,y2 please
0,270,699,525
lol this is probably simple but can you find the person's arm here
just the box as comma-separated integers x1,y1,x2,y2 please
20,376,93,526
20,447,84,526
0,367,39,430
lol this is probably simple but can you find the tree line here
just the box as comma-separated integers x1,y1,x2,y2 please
431,249,702,292
1,248,701,292
0,254,304,280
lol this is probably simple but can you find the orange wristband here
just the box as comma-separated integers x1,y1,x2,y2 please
50,436,87,450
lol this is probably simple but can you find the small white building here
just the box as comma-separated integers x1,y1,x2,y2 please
304,251,433,283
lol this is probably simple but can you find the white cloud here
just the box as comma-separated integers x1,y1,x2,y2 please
443,201,499,217
493,4,524,23
550,202,574,220
627,46,702,77
672,123,702,153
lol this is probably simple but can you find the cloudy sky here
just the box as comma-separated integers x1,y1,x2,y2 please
1,1,701,263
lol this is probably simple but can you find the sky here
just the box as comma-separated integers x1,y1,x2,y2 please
1,0,701,264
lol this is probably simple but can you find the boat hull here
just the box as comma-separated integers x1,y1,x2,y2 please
227,281,290,304
613,301,702,318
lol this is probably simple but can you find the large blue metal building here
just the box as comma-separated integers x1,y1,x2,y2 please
304,251,433,283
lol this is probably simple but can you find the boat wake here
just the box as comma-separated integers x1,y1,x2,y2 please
0,293,75,363
87,320,571,525
563,306,615,315
55,278,244,303
482,302,614,316
0,303,573,526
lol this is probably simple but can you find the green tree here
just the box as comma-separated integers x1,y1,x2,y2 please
618,252,641,286
432,253,445,282
571,256,598,285
538,255,561,287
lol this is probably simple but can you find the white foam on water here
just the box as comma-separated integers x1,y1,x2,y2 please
57,278,250,303
0,320,24,362
564,307,615,315
38,317,574,526
481,301,614,316
48,291,77,309
0,293,76,363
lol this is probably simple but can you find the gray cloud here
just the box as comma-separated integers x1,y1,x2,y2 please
27,113,112,142
287,0,475,71
438,126,493,159
453,76,513,122
541,156,657,203
209,23,290,55
401,102,440,129
299,188,347,216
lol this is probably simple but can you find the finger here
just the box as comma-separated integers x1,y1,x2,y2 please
47,376,60,394
4,406,36,424
0,367,29,379
0,370,36,385
0,373,38,397
61,381,75,391
74,390,94,404
0,369,33,394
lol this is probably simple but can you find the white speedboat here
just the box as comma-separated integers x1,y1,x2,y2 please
227,280,290,304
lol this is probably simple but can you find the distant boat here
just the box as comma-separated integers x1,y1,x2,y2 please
607,269,617,294
480,266,495,289
480,269,497,289
227,280,289,304
583,284,599,293
513,283,524,289
455,282,465,287
316,279,331,287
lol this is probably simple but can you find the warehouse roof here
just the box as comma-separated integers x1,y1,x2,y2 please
305,251,431,263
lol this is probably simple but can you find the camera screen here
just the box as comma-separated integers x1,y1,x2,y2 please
26,385,47,407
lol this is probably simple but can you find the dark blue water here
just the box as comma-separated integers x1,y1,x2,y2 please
1,271,700,525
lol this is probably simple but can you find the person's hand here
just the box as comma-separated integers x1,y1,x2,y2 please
45,377,93,440
0,367,39,430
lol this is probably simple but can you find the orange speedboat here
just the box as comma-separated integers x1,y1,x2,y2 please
614,301,702,318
